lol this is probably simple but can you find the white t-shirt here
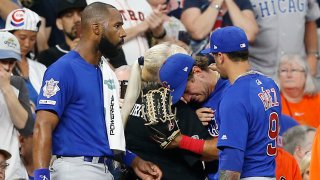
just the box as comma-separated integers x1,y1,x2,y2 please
0,86,28,180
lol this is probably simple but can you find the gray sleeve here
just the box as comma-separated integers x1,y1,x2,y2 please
10,76,35,136
306,0,320,21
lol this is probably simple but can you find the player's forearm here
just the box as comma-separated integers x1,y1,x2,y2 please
1,84,28,129
305,21,318,76
219,170,240,180
226,0,258,43
33,119,53,168
201,138,219,161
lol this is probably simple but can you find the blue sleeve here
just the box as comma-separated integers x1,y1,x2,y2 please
219,147,244,172
279,114,299,135
36,62,74,118
123,150,137,166
217,96,248,151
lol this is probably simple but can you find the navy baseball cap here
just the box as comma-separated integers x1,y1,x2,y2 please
159,53,195,104
201,26,248,54
57,0,87,17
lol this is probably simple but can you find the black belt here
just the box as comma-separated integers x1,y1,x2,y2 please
56,156,109,164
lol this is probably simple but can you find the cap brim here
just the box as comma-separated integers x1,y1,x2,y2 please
0,50,21,61
171,77,188,104
0,149,12,160
200,48,212,54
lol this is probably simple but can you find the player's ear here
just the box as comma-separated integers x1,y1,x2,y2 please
192,66,202,74
91,23,101,36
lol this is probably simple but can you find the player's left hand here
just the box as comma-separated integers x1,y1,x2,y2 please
131,156,162,180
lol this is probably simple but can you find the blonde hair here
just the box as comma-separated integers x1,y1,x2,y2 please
275,54,317,95
121,42,188,126
300,152,311,177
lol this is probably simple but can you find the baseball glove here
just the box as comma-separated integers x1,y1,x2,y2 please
141,82,180,149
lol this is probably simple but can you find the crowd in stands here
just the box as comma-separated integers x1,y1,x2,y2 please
1,0,320,179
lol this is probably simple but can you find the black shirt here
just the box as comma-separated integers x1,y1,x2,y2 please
125,95,211,180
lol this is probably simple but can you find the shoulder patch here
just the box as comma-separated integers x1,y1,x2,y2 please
43,78,60,98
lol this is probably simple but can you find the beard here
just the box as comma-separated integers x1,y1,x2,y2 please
98,34,123,59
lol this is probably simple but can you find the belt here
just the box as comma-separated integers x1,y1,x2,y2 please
56,156,109,164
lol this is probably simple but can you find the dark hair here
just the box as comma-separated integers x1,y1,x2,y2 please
188,55,210,80
225,50,249,62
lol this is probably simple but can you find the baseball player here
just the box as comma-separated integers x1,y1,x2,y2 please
87,0,167,65
33,3,162,180
201,26,281,179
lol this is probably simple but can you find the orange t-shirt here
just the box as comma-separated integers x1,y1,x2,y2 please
281,93,320,128
310,126,320,180
276,148,301,180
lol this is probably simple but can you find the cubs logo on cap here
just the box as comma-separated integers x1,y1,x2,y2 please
10,9,25,27
2,8,41,32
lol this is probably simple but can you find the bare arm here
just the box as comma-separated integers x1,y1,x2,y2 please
219,170,240,180
304,21,318,76
33,110,59,169
181,0,224,40
0,68,28,129
225,0,259,43
124,21,149,42
0,0,19,19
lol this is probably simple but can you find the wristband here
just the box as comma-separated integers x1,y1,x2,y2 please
179,135,205,154
34,168,50,180
123,150,137,166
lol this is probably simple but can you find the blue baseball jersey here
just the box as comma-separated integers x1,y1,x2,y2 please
36,51,113,156
217,72,281,178
202,79,230,137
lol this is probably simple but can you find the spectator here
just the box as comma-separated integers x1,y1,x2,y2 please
283,125,316,167
249,0,320,77
3,8,47,105
87,0,169,65
0,149,11,180
19,132,34,179
300,152,311,180
37,0,87,67
181,0,258,54
0,31,34,180
275,54,320,128
147,0,187,44
276,147,302,180
309,125,320,179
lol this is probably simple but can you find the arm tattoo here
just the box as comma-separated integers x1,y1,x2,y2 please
219,170,240,180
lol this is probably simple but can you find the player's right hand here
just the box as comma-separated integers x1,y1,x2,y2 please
196,107,214,126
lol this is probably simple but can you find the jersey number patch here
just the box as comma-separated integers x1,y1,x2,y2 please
267,112,279,156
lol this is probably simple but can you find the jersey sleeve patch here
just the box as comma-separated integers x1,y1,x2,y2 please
42,78,60,98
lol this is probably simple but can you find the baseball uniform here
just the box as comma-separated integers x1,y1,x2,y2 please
36,51,136,179
217,72,281,178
